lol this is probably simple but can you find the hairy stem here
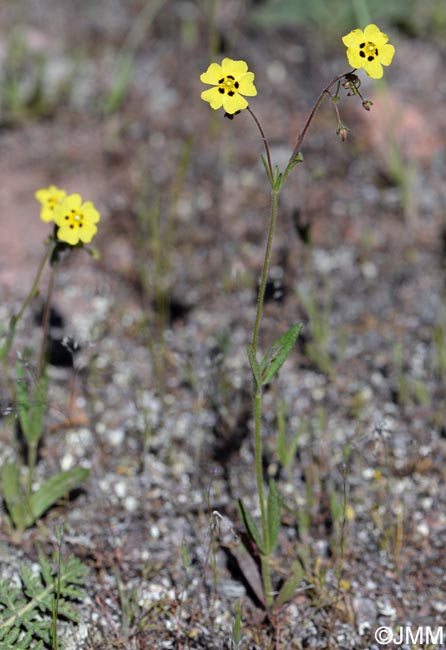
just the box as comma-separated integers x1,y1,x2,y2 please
285,70,354,177
247,106,274,182
0,243,52,362
252,188,279,354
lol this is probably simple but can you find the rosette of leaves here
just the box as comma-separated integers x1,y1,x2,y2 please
0,550,86,649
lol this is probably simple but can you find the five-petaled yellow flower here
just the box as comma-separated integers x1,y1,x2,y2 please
54,193,100,245
35,185,67,223
342,24,395,79
200,58,257,114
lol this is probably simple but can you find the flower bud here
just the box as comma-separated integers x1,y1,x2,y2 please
336,125,350,142
362,100,374,111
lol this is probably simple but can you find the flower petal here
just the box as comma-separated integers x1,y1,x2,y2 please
56,225,80,245
81,201,101,224
221,58,248,78
201,87,225,110
223,93,248,114
200,62,224,85
342,28,364,48
364,59,383,79
364,23,388,45
379,43,395,66
345,48,364,69
78,223,98,243
53,194,83,225
237,73,257,96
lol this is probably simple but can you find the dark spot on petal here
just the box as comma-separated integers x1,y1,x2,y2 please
218,77,224,83
218,88,225,94
227,75,234,80
70,225,74,229
375,49,379,55
65,215,69,220
234,81,239,89
360,51,366,58
367,55,374,61
71,209,76,213
359,42,365,48
228,91,235,96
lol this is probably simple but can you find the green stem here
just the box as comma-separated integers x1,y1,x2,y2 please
252,188,279,354
247,107,274,183
254,387,273,607
27,260,56,498
0,243,52,362
36,263,56,382
284,70,354,183
250,187,280,609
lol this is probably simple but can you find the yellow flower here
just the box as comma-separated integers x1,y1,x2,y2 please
35,185,67,223
53,193,100,245
200,57,257,114
342,24,395,79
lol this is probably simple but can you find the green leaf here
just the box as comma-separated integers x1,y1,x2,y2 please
246,344,262,389
238,499,264,554
1,462,28,532
260,154,273,184
232,599,243,646
266,479,281,554
30,467,89,521
260,323,302,386
275,559,304,608
273,165,283,191
16,362,47,445
284,150,303,178
16,360,30,437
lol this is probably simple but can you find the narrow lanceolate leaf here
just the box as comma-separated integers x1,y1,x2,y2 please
1,462,28,532
246,344,262,389
238,499,264,555
275,559,304,608
260,154,273,184
260,323,303,386
30,467,89,521
15,360,31,437
285,151,304,177
15,362,48,445
266,480,281,554
273,165,283,191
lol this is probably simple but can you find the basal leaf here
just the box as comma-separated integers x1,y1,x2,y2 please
30,467,89,521
1,462,28,531
275,559,304,608
238,499,264,554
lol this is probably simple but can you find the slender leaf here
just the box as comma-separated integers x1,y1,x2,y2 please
260,323,302,386
238,499,264,554
1,462,28,531
232,599,243,646
260,154,273,184
266,480,281,554
30,467,89,521
15,361,47,445
275,559,304,608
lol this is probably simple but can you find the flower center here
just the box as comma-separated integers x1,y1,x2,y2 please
217,75,240,97
64,208,85,229
359,41,378,62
